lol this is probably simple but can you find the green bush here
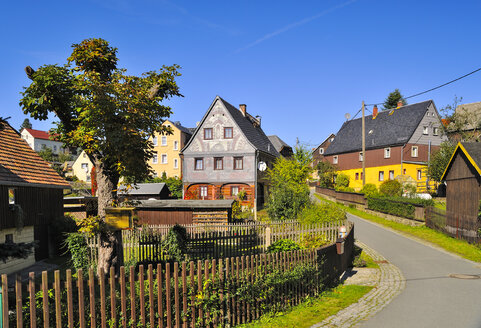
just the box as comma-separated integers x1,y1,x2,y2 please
163,224,188,262
65,233,92,271
298,202,346,224
335,174,350,189
381,196,434,207
267,239,302,253
379,179,402,197
267,187,310,220
360,183,379,198
299,233,329,249
336,186,356,193
367,197,415,219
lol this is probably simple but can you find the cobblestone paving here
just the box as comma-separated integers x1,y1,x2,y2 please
311,241,405,328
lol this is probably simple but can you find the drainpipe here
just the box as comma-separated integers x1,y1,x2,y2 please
400,144,405,175
254,150,258,221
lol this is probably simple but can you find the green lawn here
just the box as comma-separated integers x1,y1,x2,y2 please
315,194,481,263
237,285,372,328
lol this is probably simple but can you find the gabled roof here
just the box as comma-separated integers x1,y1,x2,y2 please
325,100,433,155
267,135,291,153
23,128,59,141
312,133,336,153
118,183,169,195
165,120,193,135
0,122,70,188
182,96,279,157
441,142,481,180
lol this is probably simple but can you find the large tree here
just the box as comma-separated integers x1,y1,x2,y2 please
20,38,182,272
426,141,456,182
383,89,407,110
20,118,32,130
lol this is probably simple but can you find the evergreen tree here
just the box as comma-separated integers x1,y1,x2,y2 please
383,89,407,110
20,118,32,130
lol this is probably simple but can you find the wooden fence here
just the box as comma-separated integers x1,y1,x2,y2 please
425,206,447,233
87,220,347,266
2,250,320,328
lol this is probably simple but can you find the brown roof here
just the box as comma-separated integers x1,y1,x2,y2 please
0,123,70,188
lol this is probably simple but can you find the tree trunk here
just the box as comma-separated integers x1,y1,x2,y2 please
95,159,122,275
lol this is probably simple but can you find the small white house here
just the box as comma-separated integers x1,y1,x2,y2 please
72,151,94,182
20,128,64,154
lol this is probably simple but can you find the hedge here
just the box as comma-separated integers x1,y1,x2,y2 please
367,197,416,219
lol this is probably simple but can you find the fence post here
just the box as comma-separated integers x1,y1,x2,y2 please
265,227,271,249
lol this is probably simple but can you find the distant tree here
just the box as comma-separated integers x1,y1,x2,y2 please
146,175,183,199
38,147,55,162
19,38,182,272
20,118,32,130
383,89,407,110
427,141,456,182
316,160,337,188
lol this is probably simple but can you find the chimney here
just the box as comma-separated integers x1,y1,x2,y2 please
255,115,262,126
397,100,404,108
373,105,378,119
239,104,247,117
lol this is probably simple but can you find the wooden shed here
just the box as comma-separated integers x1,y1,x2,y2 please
111,199,235,226
441,142,481,242
0,121,70,274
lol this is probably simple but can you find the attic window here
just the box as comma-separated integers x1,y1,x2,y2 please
319,148,324,154
333,156,338,164
423,126,428,135
384,147,391,158
433,127,439,136
204,128,213,140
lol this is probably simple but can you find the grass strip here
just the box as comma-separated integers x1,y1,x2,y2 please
315,194,481,263
238,285,372,328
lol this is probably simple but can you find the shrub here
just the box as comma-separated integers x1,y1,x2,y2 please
267,239,302,253
381,196,434,207
360,183,379,198
335,174,350,189
367,197,415,219
299,233,329,249
65,233,92,271
163,224,188,262
336,186,356,192
267,187,310,220
379,179,402,197
297,202,346,224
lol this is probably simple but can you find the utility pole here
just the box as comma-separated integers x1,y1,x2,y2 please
362,101,366,187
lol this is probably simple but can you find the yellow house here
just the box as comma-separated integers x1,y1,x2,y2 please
71,150,94,182
150,120,193,178
323,100,448,192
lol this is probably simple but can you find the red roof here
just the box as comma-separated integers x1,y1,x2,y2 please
24,128,59,141
0,124,70,188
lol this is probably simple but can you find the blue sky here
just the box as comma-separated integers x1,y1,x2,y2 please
1,0,481,148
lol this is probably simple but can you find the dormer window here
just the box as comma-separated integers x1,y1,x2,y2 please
204,128,213,140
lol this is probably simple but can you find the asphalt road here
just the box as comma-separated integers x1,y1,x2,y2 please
349,213,481,328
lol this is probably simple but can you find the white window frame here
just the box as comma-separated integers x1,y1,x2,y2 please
433,127,439,136
423,126,428,135
333,155,338,164
359,152,363,162
417,169,422,180
161,136,167,146
384,147,391,158
231,186,239,196
161,154,168,164
200,186,208,197
389,170,394,180
319,148,324,154
152,136,158,146
174,158,178,169
152,152,158,164
412,146,418,158
173,140,179,150
379,171,384,181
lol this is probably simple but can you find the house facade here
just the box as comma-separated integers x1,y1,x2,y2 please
149,120,193,178
0,121,70,274
181,96,279,208
20,128,64,154
311,133,335,178
72,150,94,182
324,100,447,191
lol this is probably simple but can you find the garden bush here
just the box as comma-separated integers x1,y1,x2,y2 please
267,239,302,253
360,183,379,198
379,179,402,197
163,224,188,262
65,232,92,271
299,233,329,249
367,197,415,219
297,202,346,224
334,173,350,190
336,186,356,193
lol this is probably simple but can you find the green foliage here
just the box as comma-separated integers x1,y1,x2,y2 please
20,118,32,130
379,179,402,197
75,215,106,237
380,196,434,207
360,183,379,197
38,147,55,162
297,202,346,224
316,161,337,188
299,234,329,249
20,37,183,198
163,224,188,262
336,186,355,193
0,242,36,263
147,176,183,199
65,232,92,271
334,173,350,190
292,144,313,167
237,189,247,201
427,141,456,182
383,88,406,110
367,197,416,219
267,239,302,253
266,149,312,220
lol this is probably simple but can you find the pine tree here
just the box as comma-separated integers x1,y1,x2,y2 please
383,89,407,110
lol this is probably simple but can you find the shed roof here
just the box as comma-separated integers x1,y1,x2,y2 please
0,122,70,188
118,183,169,195
441,142,481,180
134,199,234,209
325,100,433,155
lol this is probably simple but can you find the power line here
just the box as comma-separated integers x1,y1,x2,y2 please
365,66,481,106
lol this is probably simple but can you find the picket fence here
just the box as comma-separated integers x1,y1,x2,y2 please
2,250,320,328
87,220,347,266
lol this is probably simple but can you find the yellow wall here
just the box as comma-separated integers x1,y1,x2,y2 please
150,121,188,178
337,163,428,191
72,150,94,182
